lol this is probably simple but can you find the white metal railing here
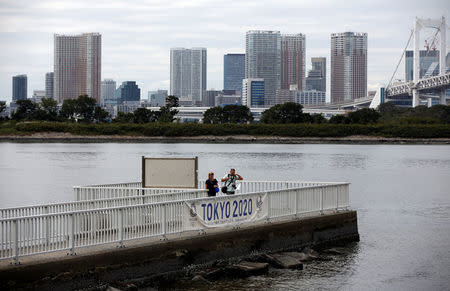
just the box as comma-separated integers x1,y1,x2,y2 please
83,182,142,188
74,186,196,201
0,182,349,263
1,190,207,219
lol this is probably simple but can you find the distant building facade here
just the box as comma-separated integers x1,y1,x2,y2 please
101,79,117,105
202,90,221,107
306,57,326,92
295,90,326,105
148,90,168,107
12,74,27,101
242,78,265,107
224,53,245,93
170,47,207,103
281,34,306,91
246,31,281,105
45,72,54,100
215,93,242,106
115,81,140,103
331,32,367,103
405,50,440,81
31,90,46,103
275,89,295,104
54,33,101,104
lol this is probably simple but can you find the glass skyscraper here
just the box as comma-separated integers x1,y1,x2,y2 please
242,78,265,107
45,72,54,100
224,54,245,93
115,81,140,103
12,74,27,101
405,50,440,81
246,31,281,106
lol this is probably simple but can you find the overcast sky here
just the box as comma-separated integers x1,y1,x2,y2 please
0,0,449,102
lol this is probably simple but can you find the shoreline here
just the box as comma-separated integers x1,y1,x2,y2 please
1,133,449,144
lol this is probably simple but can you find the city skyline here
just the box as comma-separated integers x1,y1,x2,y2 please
0,0,448,103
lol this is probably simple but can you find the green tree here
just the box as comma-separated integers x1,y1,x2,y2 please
203,106,225,124
12,99,38,120
60,99,79,121
133,108,157,123
93,106,110,123
158,95,179,123
329,114,349,124
222,105,253,123
114,111,135,123
37,98,58,121
75,95,97,122
0,101,5,115
260,102,305,124
347,108,380,124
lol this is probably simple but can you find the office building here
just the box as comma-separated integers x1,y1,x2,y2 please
331,32,367,103
31,90,46,103
12,74,27,101
295,90,326,105
224,54,245,93
275,89,295,104
170,47,207,103
202,90,221,107
281,34,306,91
246,31,281,105
215,93,242,106
54,33,101,104
148,90,168,107
242,78,265,107
405,50,440,81
45,72,54,100
101,79,117,105
306,57,326,92
115,81,140,104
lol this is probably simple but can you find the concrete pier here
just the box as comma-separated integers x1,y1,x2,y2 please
0,211,358,290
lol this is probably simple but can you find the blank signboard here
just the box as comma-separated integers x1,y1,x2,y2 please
142,157,198,188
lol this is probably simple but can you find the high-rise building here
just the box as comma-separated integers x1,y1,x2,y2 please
202,90,221,107
148,90,168,107
101,79,116,105
12,74,27,101
54,33,101,104
246,31,281,106
281,34,306,92
170,47,207,103
331,32,367,103
115,81,140,104
45,72,54,100
242,78,265,107
224,54,245,93
405,50,440,81
306,57,326,92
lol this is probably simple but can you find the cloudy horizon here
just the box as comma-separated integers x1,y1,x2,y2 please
0,0,449,103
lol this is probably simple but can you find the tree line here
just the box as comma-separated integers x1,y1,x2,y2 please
2,96,449,125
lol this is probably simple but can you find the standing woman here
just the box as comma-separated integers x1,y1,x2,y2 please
205,172,219,197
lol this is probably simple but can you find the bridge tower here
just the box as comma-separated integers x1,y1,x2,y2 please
413,17,447,107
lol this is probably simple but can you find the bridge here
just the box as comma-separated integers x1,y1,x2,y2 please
385,17,449,107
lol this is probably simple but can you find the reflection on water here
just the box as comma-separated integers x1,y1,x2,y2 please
0,143,449,290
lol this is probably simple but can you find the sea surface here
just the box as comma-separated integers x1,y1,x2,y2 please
0,143,449,290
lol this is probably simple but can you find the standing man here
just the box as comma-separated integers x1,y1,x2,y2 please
205,172,219,197
221,168,243,195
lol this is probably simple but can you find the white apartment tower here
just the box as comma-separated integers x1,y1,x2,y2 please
170,47,207,103
54,33,101,104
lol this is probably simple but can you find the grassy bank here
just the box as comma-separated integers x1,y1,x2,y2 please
1,121,450,139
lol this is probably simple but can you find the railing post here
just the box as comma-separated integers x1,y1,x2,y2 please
119,208,124,247
162,204,167,239
320,187,324,215
70,213,75,256
45,206,50,246
336,186,339,212
294,189,298,217
13,219,19,265
266,192,271,221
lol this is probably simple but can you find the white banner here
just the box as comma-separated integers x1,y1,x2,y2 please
184,194,268,229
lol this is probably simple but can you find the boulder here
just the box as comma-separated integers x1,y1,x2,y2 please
191,275,210,284
323,247,346,255
283,251,311,262
225,261,269,278
263,253,303,269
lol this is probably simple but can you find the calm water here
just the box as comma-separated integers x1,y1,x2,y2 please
0,143,449,290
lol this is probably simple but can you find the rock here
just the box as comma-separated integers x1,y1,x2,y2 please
283,251,312,262
323,247,345,255
106,286,122,291
263,253,303,269
225,261,269,278
191,275,210,284
198,267,224,281
302,247,319,259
